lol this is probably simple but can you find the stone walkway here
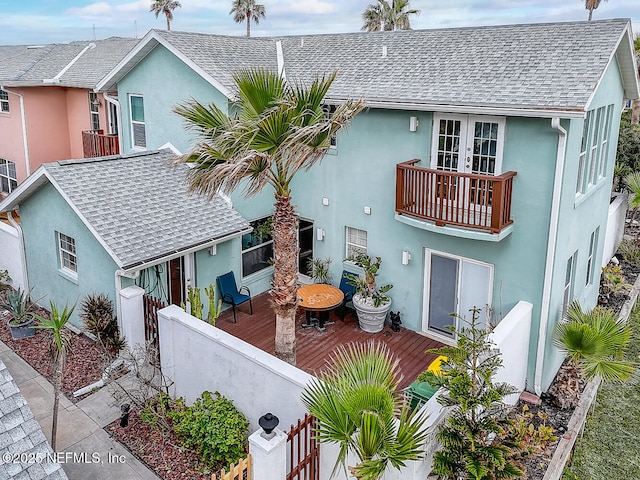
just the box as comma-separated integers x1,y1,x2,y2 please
0,341,159,479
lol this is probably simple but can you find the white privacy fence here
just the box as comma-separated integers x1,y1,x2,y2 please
0,221,25,290
602,193,628,268
140,298,533,480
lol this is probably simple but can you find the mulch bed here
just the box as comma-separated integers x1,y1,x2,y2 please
104,409,210,480
0,299,110,402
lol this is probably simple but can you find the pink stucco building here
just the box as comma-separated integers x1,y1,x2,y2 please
0,38,137,198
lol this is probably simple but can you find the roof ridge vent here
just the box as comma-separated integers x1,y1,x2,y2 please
382,45,387,57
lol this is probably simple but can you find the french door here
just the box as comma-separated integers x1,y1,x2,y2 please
422,249,493,341
430,114,505,211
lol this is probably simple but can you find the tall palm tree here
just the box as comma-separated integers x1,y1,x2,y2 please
301,342,429,480
174,69,363,365
584,0,607,21
230,0,266,37
150,0,182,31
34,302,75,451
361,0,420,32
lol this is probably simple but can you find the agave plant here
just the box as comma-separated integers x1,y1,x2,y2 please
1,287,35,326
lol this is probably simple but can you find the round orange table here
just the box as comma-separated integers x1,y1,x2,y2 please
298,284,344,332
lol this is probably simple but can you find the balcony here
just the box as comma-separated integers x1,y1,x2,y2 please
82,130,119,158
396,159,516,235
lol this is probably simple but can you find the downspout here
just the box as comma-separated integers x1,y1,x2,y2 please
534,117,567,395
7,210,28,290
103,92,123,154
1,87,31,176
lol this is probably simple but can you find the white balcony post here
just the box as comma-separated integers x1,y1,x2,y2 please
249,428,287,480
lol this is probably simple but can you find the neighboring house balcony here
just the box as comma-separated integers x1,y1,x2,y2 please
82,130,119,158
395,159,517,240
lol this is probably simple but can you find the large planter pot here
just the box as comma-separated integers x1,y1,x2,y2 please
7,317,36,340
352,295,392,333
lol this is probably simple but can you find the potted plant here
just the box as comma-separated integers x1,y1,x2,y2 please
1,287,36,339
306,257,332,284
347,253,393,333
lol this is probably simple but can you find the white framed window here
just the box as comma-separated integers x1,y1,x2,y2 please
129,94,146,149
322,104,338,149
585,228,599,286
58,232,77,274
577,111,592,194
563,251,577,314
598,105,614,178
0,159,17,194
0,90,9,113
241,216,273,277
89,92,100,131
345,226,367,258
587,107,603,186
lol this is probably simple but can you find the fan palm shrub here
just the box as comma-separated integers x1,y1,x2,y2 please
550,301,636,409
301,341,428,480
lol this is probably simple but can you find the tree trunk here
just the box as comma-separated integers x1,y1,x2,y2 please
271,193,299,365
166,17,171,31
632,99,640,125
51,365,62,451
588,9,593,21
246,12,251,37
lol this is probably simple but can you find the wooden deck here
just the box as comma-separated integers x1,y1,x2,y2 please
215,292,444,390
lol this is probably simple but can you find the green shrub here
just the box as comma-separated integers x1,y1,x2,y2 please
79,293,125,354
618,239,640,267
168,391,248,470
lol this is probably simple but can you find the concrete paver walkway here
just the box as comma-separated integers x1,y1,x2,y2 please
0,341,159,479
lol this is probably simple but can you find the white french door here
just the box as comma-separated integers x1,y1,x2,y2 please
422,249,493,341
430,114,505,176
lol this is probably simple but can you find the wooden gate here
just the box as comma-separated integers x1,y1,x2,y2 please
286,414,319,480
143,295,165,359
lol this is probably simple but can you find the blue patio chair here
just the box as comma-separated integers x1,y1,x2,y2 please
337,270,357,321
216,271,253,323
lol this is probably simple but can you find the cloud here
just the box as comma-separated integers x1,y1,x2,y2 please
116,0,149,13
66,2,113,17
270,0,336,15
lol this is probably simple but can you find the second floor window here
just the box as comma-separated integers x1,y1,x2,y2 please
130,95,146,148
0,90,9,113
346,226,367,258
577,104,613,195
89,92,100,131
58,232,78,274
0,159,17,194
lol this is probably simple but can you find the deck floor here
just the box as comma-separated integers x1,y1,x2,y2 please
215,292,444,390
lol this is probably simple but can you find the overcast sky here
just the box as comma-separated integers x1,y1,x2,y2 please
1,0,639,45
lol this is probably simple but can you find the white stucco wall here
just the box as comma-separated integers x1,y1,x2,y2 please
602,192,628,268
0,221,25,290
157,305,313,433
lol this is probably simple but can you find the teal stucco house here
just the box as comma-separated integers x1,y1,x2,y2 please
2,19,638,394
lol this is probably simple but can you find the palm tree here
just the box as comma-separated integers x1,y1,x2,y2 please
584,0,607,21
551,301,636,408
150,0,182,31
301,342,429,480
174,69,363,365
624,172,640,223
361,0,420,32
230,0,266,37
34,302,75,451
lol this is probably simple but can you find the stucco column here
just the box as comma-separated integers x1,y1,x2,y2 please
119,285,145,348
248,427,287,480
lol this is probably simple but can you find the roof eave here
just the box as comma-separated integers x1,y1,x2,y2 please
326,97,586,119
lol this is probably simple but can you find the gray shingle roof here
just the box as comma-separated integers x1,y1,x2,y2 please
43,150,250,270
0,359,67,480
0,37,138,88
278,19,632,111
153,30,277,94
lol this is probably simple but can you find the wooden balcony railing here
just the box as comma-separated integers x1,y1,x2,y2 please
82,130,119,158
396,159,516,234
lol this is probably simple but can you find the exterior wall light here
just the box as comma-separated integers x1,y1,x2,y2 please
259,412,279,440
